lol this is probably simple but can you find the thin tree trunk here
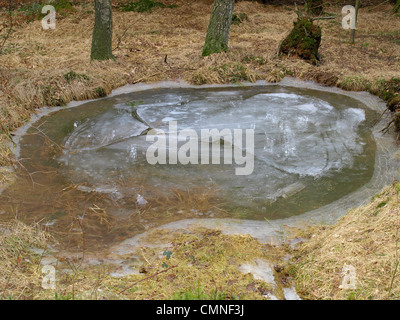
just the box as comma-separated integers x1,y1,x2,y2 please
91,0,114,61
394,0,400,13
202,0,235,57
350,0,360,44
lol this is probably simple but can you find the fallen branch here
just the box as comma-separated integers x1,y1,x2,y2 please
310,16,336,21
131,72,162,84
372,107,389,126
380,119,394,134
113,27,129,51
119,264,178,295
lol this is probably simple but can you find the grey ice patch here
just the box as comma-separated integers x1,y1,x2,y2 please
269,182,306,200
264,293,279,300
136,194,148,206
283,287,302,300
238,259,276,287
40,256,58,266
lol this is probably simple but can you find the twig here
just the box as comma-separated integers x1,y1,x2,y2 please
310,16,336,21
372,108,389,126
30,125,64,152
113,27,129,51
119,264,178,294
380,119,394,134
131,72,162,84
140,248,151,265
367,0,390,12
14,158,36,187
294,3,303,18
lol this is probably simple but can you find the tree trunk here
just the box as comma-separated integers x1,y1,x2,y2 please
91,0,114,61
202,0,235,57
350,0,360,44
394,0,400,13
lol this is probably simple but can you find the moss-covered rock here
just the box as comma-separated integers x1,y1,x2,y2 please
279,17,321,65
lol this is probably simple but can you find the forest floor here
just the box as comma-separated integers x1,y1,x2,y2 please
0,0,400,299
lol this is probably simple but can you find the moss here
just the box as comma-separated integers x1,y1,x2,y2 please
378,78,400,102
232,13,248,25
376,201,387,209
119,0,176,13
90,0,114,61
18,2,43,22
338,76,371,92
279,17,321,65
18,0,75,22
394,0,400,13
191,73,207,85
242,55,265,65
94,86,107,97
51,0,74,12
202,41,228,57
64,71,90,83
388,96,400,112
202,0,235,57
43,82,66,106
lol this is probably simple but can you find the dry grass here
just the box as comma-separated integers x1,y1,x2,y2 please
0,220,290,300
0,219,51,299
107,227,284,300
290,184,400,300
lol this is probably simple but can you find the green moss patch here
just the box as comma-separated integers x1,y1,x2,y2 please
119,0,176,13
279,18,321,65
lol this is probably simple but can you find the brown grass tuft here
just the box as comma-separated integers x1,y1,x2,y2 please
291,184,400,300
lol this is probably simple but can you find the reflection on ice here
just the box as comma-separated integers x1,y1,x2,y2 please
57,87,373,218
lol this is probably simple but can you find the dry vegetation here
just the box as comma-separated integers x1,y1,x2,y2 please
0,0,400,300
0,220,52,299
290,184,400,300
106,227,288,300
0,221,289,300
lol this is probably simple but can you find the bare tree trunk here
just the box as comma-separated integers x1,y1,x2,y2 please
91,0,114,61
394,0,400,13
202,0,235,57
350,0,360,44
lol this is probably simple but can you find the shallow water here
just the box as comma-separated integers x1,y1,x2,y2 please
17,85,376,219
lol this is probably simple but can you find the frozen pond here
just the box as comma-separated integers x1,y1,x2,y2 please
16,85,376,220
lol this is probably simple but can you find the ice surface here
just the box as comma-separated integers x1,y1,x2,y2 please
57,88,370,216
